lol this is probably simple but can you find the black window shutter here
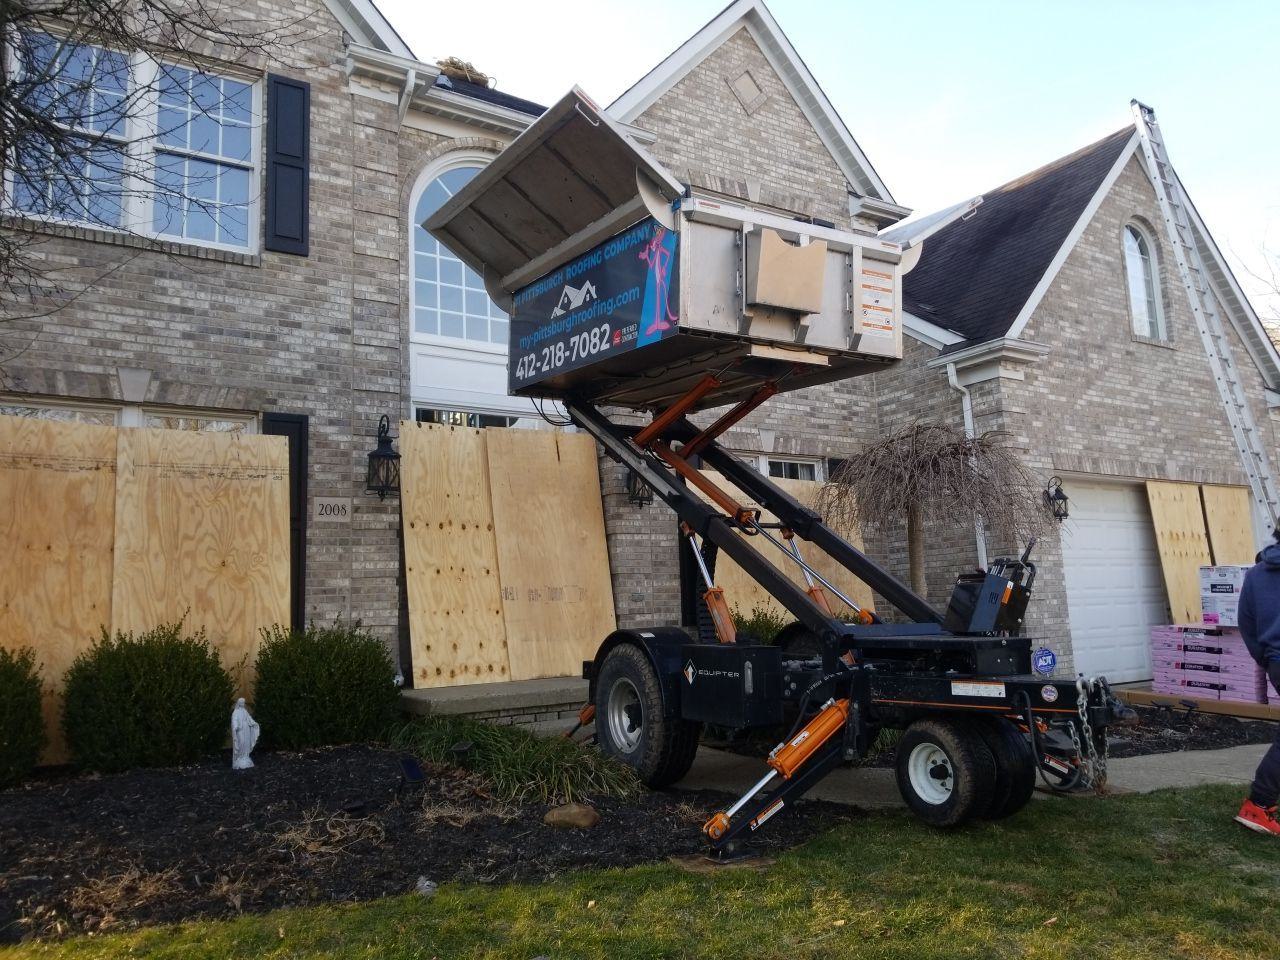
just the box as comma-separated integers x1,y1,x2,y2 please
265,75,310,255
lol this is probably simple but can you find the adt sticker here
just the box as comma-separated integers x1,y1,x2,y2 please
1033,647,1057,676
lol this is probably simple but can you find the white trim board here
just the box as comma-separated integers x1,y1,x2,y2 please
903,311,964,350
1004,132,1140,340
608,0,893,202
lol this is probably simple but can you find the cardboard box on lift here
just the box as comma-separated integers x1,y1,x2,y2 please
424,88,908,413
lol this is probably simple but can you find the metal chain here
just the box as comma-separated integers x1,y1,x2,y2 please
1074,676,1108,793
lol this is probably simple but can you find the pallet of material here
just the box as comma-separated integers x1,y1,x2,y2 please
1150,625,1267,704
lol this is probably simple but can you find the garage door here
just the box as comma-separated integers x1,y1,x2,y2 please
1060,481,1169,682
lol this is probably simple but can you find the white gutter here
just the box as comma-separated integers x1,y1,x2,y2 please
945,361,989,569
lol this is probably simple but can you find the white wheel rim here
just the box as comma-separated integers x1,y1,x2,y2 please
606,677,643,754
908,742,955,804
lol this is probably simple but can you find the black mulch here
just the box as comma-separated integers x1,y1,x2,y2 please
0,745,858,942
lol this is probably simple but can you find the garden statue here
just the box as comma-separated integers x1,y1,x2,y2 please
231,698,260,770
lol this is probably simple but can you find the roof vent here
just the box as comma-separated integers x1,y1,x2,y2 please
729,70,768,114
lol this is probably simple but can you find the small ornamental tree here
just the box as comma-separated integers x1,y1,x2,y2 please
821,421,1050,596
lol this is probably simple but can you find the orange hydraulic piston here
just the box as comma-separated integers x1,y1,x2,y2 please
768,698,851,779
703,585,737,644
655,442,759,525
634,374,721,448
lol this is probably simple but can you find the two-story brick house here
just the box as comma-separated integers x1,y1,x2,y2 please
3,0,1275,696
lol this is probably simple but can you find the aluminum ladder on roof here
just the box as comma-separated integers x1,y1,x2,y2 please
1131,100,1279,540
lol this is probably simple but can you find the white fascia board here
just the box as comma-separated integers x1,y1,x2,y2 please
931,337,1049,376
346,45,534,135
882,196,983,248
325,0,413,58
850,195,912,228
1267,388,1280,410
1005,133,1140,340
903,311,964,350
609,0,893,202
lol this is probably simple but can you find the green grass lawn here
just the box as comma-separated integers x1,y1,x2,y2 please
10,784,1279,960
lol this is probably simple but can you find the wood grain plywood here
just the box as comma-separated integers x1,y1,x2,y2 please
400,422,509,688
1200,484,1257,565
695,472,875,621
486,429,616,681
1145,480,1212,625
111,428,290,692
0,417,117,762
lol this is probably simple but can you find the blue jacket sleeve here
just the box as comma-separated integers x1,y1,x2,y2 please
1238,573,1260,664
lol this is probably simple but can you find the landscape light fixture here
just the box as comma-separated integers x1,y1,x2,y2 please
1044,477,1069,522
365,414,401,500
626,467,654,507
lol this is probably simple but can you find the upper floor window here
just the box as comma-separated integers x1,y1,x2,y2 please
412,164,509,346
8,32,258,251
1123,223,1165,340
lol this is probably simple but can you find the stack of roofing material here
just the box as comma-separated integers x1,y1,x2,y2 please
1150,625,1268,704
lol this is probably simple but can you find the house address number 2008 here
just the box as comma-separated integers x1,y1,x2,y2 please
313,497,352,521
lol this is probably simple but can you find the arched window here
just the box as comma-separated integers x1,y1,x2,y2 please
1123,223,1164,339
411,164,508,345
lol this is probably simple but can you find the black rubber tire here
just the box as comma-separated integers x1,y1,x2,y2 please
970,717,1037,819
594,644,701,788
894,717,997,828
774,622,822,659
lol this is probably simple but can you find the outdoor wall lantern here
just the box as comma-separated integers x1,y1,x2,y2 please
626,467,654,507
1044,477,1069,522
366,415,401,500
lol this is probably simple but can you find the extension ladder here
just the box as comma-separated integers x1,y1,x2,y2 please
1132,100,1280,539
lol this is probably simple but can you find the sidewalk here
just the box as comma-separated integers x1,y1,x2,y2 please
678,742,1271,808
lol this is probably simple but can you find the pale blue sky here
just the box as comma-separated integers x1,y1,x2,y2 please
377,0,1280,314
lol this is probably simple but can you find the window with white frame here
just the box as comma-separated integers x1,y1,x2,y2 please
767,457,821,482
8,32,258,251
0,397,256,432
412,165,509,345
1123,223,1165,340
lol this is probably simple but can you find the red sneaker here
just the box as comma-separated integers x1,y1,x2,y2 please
1235,799,1280,836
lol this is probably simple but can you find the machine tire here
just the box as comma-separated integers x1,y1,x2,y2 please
595,643,701,787
894,717,996,828
774,622,822,658
970,717,1037,819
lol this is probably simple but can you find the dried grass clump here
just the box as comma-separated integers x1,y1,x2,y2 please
419,799,519,829
68,865,182,931
273,805,386,857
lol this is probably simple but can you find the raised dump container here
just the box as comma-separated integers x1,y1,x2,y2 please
425,88,905,411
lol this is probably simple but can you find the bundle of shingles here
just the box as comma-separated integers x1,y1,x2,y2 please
1151,625,1270,704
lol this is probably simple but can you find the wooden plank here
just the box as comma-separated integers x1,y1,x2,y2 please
1145,480,1212,625
486,429,617,681
1200,484,1257,565
1118,682,1280,722
111,428,290,693
694,472,875,623
0,417,117,762
400,422,510,688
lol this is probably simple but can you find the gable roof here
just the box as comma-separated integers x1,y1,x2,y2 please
609,0,894,203
901,127,1136,344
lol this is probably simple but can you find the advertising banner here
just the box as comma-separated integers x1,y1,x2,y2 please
509,216,680,392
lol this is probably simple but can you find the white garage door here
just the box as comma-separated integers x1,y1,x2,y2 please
1060,481,1169,682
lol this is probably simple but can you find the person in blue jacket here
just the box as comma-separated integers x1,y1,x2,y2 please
1235,528,1280,835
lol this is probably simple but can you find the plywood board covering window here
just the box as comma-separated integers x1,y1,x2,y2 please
1145,480,1212,625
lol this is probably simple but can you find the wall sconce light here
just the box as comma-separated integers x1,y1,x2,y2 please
626,467,653,507
1044,476,1069,522
366,415,401,500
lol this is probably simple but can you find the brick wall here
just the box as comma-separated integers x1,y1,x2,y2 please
0,3,409,651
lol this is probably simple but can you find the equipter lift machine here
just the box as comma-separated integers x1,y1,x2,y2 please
425,88,1132,856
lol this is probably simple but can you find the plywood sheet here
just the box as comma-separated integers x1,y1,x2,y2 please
111,428,290,692
693,472,875,622
1200,484,1257,565
400,422,509,688
1145,480,1212,625
486,429,616,681
0,417,117,762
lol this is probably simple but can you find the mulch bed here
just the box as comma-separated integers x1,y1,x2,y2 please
0,744,857,942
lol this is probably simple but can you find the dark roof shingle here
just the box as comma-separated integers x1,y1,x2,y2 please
438,76,545,117
903,127,1134,343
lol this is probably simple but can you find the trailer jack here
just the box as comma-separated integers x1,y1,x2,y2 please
704,697,853,854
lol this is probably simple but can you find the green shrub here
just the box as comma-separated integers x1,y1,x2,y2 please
0,647,45,788
252,622,400,750
393,715,638,804
62,621,234,773
731,603,791,644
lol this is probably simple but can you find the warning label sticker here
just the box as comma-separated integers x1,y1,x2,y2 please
950,681,1007,699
